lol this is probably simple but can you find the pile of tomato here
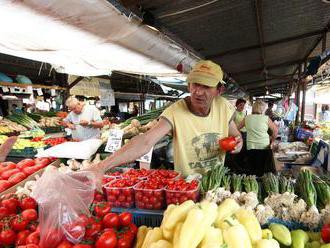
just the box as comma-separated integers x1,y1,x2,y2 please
122,169,154,180
152,169,179,179
103,179,139,208
0,190,137,248
165,179,200,205
0,194,39,247
43,138,67,147
0,158,53,193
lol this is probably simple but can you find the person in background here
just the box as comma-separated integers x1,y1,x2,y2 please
233,98,247,137
238,100,278,176
319,104,330,122
63,96,104,141
131,104,139,117
89,60,243,178
12,104,23,114
265,102,274,119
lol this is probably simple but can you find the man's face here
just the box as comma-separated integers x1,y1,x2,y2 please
237,103,245,112
188,83,219,109
69,102,84,114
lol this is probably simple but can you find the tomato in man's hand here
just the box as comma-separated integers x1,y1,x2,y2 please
218,136,237,152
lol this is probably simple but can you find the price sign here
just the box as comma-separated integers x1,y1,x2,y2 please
37,88,43,96
137,147,154,163
104,129,124,153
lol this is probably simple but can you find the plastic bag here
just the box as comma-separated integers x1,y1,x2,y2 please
36,138,103,159
32,166,96,248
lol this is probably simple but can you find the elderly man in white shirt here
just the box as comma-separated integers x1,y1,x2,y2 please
63,97,104,140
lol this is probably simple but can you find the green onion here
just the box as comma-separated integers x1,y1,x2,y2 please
231,174,243,192
296,170,317,208
262,173,279,195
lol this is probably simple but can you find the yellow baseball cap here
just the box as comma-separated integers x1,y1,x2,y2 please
187,60,225,87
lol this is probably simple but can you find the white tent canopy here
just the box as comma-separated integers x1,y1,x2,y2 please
0,0,199,76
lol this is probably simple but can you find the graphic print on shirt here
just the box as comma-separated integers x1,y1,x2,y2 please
189,132,221,169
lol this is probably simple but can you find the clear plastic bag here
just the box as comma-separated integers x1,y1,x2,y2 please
32,166,96,248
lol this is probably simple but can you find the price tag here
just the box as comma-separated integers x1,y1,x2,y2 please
37,88,43,96
137,147,154,163
26,86,33,94
1,86,9,93
104,129,124,153
51,89,56,96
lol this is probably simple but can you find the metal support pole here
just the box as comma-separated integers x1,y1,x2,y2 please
301,63,306,123
295,65,301,125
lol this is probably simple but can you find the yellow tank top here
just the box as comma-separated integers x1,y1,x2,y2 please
160,96,235,177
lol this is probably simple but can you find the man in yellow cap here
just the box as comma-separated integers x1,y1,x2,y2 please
93,60,242,177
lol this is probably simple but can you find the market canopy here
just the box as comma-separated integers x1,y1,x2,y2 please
120,0,330,96
0,0,199,76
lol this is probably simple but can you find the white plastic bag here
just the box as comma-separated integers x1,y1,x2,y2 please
36,138,103,159
32,167,96,247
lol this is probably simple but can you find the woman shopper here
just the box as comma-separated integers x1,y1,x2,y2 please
239,100,278,176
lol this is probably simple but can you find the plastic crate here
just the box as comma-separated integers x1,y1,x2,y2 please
295,127,313,141
263,217,321,232
42,126,64,134
111,207,164,228
8,147,37,158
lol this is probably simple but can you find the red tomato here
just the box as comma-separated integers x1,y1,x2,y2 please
128,223,138,235
0,180,12,192
118,212,132,227
0,228,16,245
0,206,9,218
102,213,119,228
77,214,90,227
57,240,74,248
26,231,40,245
20,196,37,210
95,230,117,248
94,202,111,217
22,166,39,175
218,136,237,152
17,159,35,170
0,162,16,174
1,168,21,180
8,172,27,185
94,191,105,202
85,221,102,239
11,215,29,231
15,230,31,246
1,197,19,214
63,222,85,241
321,224,330,243
116,237,131,248
22,209,38,221
17,244,40,248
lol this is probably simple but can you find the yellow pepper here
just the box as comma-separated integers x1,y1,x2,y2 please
199,226,223,248
172,222,183,248
255,239,280,248
223,222,252,248
262,229,273,239
135,226,150,248
189,201,218,247
161,200,195,240
215,198,240,228
141,227,163,248
150,240,173,248
235,208,262,245
178,207,205,248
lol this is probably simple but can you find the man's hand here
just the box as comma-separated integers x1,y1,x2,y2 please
230,135,243,154
80,120,90,127
83,162,105,191
67,123,76,130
